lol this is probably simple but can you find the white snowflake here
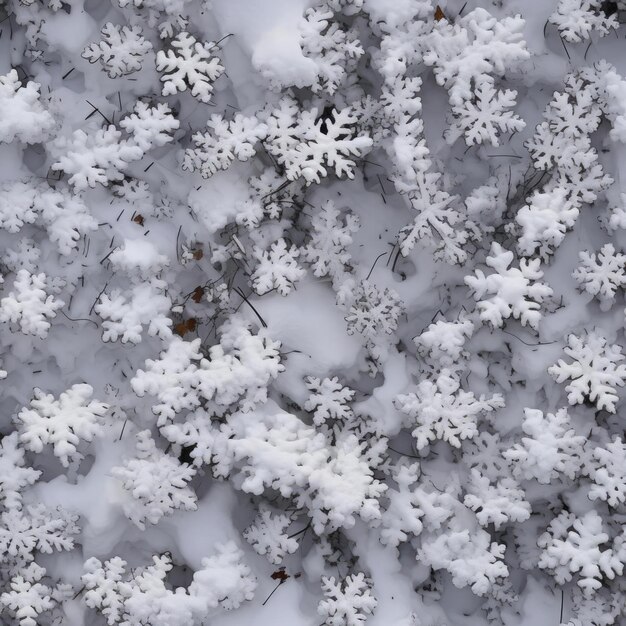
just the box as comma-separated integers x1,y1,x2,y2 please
156,32,225,102
15,384,108,467
465,242,553,330
549,333,626,413
0,270,64,338
318,573,377,626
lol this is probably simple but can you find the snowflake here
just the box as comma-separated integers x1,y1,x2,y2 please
51,125,143,189
345,280,404,340
251,239,306,296
304,376,355,426
156,32,225,102
418,527,508,596
15,384,108,467
183,114,268,178
463,469,531,530
516,187,580,259
0,432,41,510
465,242,553,330
423,8,529,107
318,573,377,626
0,70,54,144
0,563,54,626
538,510,624,597
573,244,626,311
549,333,626,413
448,84,525,146
0,504,78,566
96,280,173,344
243,507,298,564
300,200,359,285
264,98,372,184
0,270,64,338
380,462,425,547
82,23,153,78
395,369,504,450
504,407,585,484
119,102,179,152
549,0,618,43
588,437,626,508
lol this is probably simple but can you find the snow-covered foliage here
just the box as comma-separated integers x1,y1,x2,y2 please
3,1,626,625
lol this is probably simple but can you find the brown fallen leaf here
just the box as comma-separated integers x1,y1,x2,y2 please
174,318,197,337
434,5,446,21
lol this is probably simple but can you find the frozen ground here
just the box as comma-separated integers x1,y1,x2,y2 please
1,0,626,625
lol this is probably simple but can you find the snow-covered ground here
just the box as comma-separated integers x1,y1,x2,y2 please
1,0,626,624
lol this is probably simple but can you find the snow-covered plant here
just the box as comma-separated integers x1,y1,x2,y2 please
50,125,143,189
111,429,197,529
243,506,298,564
156,32,225,102
395,369,504,450
587,437,626,508
14,384,108,467
318,573,377,626
548,333,626,413
573,244,626,311
418,526,509,596
131,317,283,424
0,70,54,144
538,510,625,596
264,98,372,184
503,407,585,484
82,23,153,78
183,113,268,178
465,242,553,330
463,469,531,530
549,0,618,43
251,238,305,296
0,270,64,338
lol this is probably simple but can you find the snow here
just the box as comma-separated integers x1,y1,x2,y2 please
3,0,626,625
